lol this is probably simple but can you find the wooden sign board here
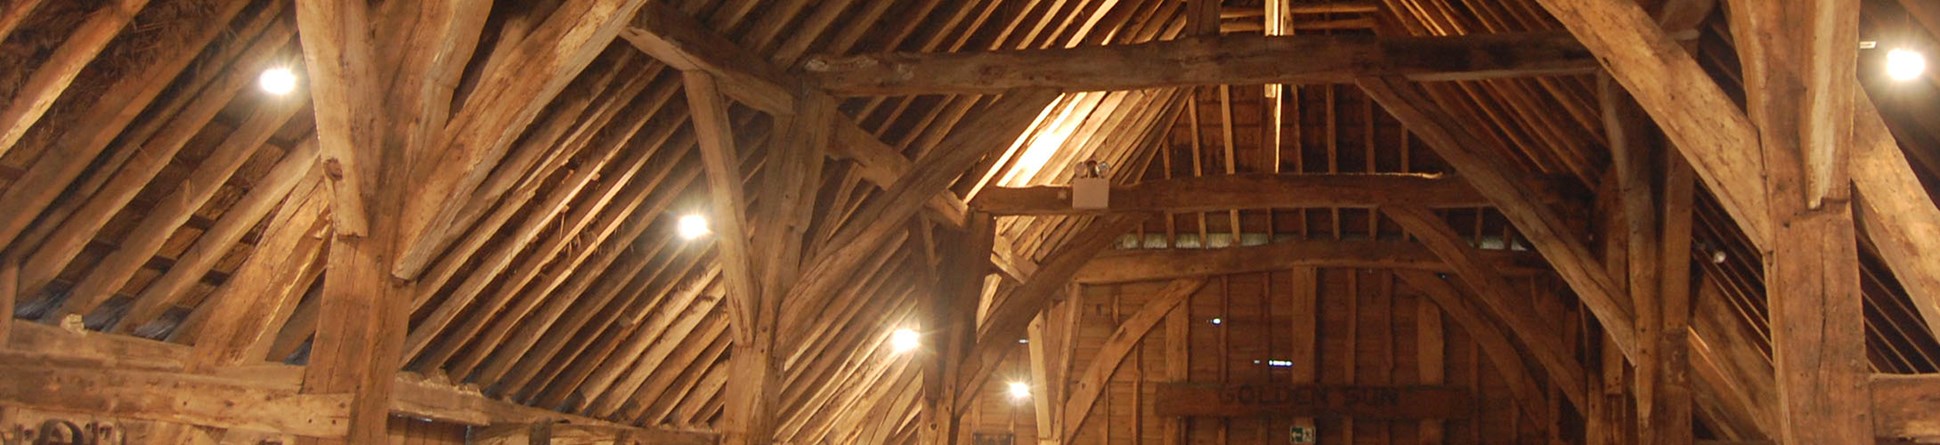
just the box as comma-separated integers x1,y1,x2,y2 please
1154,383,1473,419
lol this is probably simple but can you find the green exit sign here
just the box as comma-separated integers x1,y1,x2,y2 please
1290,425,1316,444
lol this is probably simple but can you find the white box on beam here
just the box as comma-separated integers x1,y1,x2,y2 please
1071,177,1110,210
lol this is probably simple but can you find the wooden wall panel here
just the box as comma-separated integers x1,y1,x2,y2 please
384,416,468,445
957,267,1572,444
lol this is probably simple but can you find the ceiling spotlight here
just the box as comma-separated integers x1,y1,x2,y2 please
259,67,299,96
676,214,711,240
1888,48,1928,81
890,328,920,354
1007,381,1032,401
1210,317,1223,326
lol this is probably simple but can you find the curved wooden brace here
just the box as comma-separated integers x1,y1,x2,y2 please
1384,205,1590,411
1396,270,1555,425
1058,278,1205,440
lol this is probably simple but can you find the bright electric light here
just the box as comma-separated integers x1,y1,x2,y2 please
259,67,299,96
1007,381,1032,401
1888,48,1928,81
1210,317,1223,326
676,214,711,240
890,328,920,354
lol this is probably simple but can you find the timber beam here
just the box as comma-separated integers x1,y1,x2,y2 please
971,173,1581,215
956,217,1142,409
1,323,719,442
0,362,351,438
802,31,1598,95
1386,207,1591,412
1360,76,1638,360
621,1,967,227
1072,239,1548,284
1724,1,1872,443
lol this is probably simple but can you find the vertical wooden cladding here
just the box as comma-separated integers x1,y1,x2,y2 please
958,268,1565,444
384,416,469,445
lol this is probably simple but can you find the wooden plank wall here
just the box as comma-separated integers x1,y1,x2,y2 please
957,268,1569,444
385,416,469,445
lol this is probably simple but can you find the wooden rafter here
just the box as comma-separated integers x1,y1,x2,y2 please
14,15,294,323
8,0,1940,441
1534,3,1940,359
619,0,969,227
784,90,1058,338
181,182,329,369
111,149,320,333
684,69,784,445
0,0,252,259
0,0,147,160
804,31,1597,95
1852,93,1940,345
36,95,309,321
392,0,648,279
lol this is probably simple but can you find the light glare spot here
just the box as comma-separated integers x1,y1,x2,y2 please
677,214,711,240
259,67,299,96
890,328,920,354
1888,48,1927,81
1007,381,1032,401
